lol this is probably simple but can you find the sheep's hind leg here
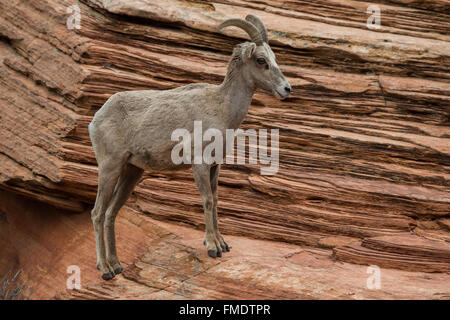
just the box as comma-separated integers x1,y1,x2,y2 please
91,154,128,280
193,164,223,258
104,163,143,275
209,165,229,252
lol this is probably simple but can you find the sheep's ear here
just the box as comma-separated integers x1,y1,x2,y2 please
242,43,257,61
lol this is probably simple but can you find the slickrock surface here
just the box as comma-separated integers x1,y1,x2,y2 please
334,234,450,273
0,0,449,299
0,191,158,298
1,197,448,299
57,208,450,300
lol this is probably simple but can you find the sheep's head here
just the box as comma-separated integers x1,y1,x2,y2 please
218,15,291,99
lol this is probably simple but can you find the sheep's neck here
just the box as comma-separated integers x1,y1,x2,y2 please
219,67,255,129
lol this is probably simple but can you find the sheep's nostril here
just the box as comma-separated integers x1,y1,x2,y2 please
284,86,291,93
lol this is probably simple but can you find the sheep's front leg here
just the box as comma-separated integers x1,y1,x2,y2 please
210,164,229,252
193,164,223,258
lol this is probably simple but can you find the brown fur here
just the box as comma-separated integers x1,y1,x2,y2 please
89,16,291,280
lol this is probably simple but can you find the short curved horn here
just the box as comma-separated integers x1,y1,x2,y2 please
218,18,263,45
245,14,268,43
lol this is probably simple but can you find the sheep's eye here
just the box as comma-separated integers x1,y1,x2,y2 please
256,58,266,65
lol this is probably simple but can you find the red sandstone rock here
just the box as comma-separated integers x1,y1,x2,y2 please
0,0,449,299
333,233,450,272
57,212,450,300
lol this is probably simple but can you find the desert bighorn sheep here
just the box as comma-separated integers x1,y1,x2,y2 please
89,15,291,280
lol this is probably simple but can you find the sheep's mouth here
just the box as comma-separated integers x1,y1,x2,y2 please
273,89,288,99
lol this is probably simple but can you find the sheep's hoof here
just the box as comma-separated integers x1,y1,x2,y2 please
102,272,115,280
222,243,230,252
113,266,123,275
207,249,218,258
